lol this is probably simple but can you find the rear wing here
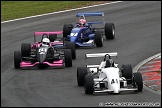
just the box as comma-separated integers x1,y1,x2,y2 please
76,12,105,25
34,31,63,36
76,12,104,17
34,31,63,42
85,52,118,59
85,52,118,68
87,22,104,25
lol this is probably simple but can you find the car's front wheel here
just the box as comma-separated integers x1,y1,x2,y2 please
84,74,94,94
14,51,21,68
133,72,143,92
63,24,73,38
64,49,72,67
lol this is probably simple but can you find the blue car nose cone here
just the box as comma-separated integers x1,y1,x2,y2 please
70,36,77,42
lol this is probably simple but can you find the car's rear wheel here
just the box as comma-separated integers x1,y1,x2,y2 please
63,24,73,38
21,43,31,57
14,51,21,68
133,72,143,92
84,75,94,94
64,49,72,67
94,30,103,47
77,67,87,86
121,64,133,84
105,23,115,39
66,42,76,59
49,34,57,42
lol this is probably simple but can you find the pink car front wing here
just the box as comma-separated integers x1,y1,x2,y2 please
20,60,63,68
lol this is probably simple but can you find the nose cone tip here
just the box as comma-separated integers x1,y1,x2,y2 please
113,89,119,93
112,85,119,93
70,36,77,42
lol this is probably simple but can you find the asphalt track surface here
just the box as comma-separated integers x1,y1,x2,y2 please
1,1,161,107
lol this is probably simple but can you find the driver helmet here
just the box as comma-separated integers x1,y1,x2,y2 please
78,19,86,27
42,38,50,47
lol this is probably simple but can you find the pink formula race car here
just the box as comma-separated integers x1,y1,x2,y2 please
14,31,76,69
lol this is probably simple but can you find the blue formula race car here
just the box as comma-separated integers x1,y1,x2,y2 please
63,12,115,48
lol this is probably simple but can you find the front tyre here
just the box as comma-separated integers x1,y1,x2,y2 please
84,75,94,94
133,72,143,92
64,49,72,67
14,51,21,68
63,24,73,38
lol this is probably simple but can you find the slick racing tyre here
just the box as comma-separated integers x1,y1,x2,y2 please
14,51,21,68
64,49,72,67
121,64,133,83
49,34,57,42
66,42,76,59
94,30,103,47
84,75,94,94
77,67,87,86
133,72,143,92
105,23,115,39
63,24,73,38
21,43,31,57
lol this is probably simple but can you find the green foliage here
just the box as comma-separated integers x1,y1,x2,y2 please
1,1,108,21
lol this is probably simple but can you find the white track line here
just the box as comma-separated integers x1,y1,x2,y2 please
1,1,123,24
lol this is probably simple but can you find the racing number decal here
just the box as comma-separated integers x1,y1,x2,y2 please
70,33,78,36
111,79,115,84
39,48,47,53
111,79,118,84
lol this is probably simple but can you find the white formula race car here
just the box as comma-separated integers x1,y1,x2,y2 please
77,52,143,94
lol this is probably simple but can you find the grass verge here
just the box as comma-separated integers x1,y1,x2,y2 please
1,1,109,22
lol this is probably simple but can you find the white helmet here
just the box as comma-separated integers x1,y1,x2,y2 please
42,38,50,47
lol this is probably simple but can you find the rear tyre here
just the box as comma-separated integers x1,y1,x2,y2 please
64,49,72,67
94,30,103,47
84,75,94,94
49,34,57,42
121,64,133,84
77,67,87,86
21,43,31,57
133,72,143,92
66,42,76,59
14,51,21,68
63,24,73,38
105,23,115,39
